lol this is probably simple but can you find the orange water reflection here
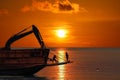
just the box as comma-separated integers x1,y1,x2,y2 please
57,49,66,80
57,50,66,62
58,65,65,80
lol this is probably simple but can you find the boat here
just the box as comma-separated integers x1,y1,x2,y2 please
46,60,73,66
0,25,50,76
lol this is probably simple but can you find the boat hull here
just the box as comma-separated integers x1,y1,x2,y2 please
0,48,50,76
0,65,46,76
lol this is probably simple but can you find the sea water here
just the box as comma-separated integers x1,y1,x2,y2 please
35,48,120,80
0,48,120,80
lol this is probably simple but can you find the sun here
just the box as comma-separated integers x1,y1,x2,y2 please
57,29,66,38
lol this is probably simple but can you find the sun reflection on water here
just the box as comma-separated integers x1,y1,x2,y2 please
57,49,66,80
58,65,65,80
57,50,66,62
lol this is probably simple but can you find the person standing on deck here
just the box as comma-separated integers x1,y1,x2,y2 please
66,52,69,62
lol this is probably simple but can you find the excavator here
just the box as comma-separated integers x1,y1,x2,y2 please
3,25,45,50
0,25,50,76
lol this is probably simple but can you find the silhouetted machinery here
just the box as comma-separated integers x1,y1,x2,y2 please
0,25,49,76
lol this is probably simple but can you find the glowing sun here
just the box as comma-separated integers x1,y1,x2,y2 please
57,29,66,38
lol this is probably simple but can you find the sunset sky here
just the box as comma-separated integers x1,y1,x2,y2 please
0,0,120,48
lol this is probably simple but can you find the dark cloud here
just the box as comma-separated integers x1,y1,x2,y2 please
58,1,74,11
21,0,87,14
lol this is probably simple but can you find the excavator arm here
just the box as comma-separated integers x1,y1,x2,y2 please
4,25,45,50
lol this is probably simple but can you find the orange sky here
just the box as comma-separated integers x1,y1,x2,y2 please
0,0,120,48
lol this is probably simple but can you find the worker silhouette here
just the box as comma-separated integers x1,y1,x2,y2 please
66,52,69,62
52,55,57,63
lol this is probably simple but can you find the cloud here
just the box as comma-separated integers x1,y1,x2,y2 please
0,9,8,15
21,0,87,14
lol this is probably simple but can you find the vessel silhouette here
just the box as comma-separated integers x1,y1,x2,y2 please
0,25,49,76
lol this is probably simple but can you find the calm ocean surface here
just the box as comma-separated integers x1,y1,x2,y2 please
0,48,120,80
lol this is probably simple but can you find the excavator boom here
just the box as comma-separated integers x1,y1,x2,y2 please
4,25,45,50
